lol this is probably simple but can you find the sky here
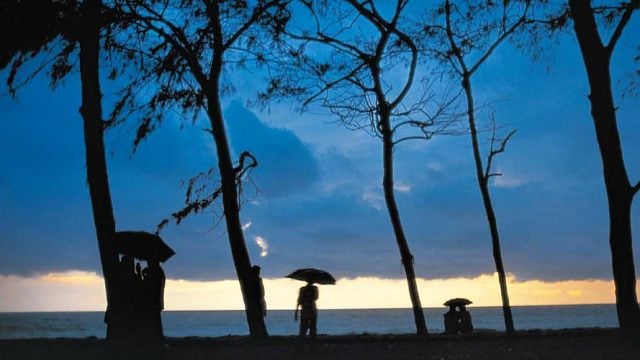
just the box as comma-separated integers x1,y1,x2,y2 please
0,5,639,312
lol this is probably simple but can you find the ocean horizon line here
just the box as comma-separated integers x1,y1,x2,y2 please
0,303,618,314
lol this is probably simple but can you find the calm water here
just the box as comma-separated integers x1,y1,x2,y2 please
0,304,618,339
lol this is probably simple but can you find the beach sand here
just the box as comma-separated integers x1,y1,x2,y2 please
1,329,639,359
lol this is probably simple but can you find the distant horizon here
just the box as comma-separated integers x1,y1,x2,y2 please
0,303,622,314
1,271,636,312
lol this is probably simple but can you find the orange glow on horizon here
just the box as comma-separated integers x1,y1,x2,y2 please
0,271,636,312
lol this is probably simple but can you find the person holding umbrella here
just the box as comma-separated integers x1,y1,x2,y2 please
287,268,335,339
142,260,166,342
112,231,174,344
295,281,319,338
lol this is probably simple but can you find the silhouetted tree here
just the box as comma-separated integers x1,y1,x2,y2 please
78,0,121,339
566,0,640,339
522,0,640,338
425,0,532,335
108,0,292,339
263,0,461,336
1,0,124,339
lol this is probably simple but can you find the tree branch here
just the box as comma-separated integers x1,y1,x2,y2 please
605,0,639,56
445,0,470,76
633,180,640,196
346,0,418,110
121,2,208,85
484,126,517,180
222,0,284,50
303,61,368,106
234,151,259,180
468,3,529,76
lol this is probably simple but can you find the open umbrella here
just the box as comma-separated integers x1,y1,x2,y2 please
443,298,473,306
286,268,336,285
114,231,175,262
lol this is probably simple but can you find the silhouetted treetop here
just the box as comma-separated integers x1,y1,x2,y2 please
0,0,82,93
261,0,462,142
104,0,291,151
420,0,533,76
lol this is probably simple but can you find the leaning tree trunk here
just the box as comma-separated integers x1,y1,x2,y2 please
569,0,640,339
204,78,268,339
461,76,515,334
78,0,120,340
380,112,428,336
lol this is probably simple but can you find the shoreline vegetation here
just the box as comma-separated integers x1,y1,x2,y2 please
2,328,639,359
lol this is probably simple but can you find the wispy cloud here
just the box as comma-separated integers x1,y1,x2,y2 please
394,182,412,193
254,236,269,257
242,221,252,231
492,170,530,188
362,191,384,210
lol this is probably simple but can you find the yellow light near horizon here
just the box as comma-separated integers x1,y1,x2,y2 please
0,271,637,312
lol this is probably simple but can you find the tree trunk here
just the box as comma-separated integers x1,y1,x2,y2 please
569,0,640,339
380,113,428,336
204,88,268,339
78,0,119,340
462,76,515,334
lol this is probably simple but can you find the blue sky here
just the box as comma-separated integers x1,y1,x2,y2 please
0,12,639,287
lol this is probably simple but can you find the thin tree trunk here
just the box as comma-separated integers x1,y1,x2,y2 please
569,0,640,339
462,76,515,334
204,87,268,339
78,0,119,340
198,1,267,339
380,113,428,336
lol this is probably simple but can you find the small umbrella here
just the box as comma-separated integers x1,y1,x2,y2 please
114,231,175,262
286,268,336,285
443,298,473,306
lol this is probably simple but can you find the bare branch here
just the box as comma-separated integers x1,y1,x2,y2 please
484,117,517,180
303,62,368,106
468,9,528,76
346,0,418,110
222,0,284,50
157,150,258,233
234,151,259,180
393,135,433,144
445,0,470,75
605,0,639,56
121,2,208,84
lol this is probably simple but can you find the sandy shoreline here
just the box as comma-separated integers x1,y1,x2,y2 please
1,328,639,359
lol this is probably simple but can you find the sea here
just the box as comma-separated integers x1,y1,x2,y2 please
0,304,619,339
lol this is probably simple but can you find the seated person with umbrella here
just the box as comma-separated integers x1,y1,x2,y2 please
443,298,474,334
287,268,335,339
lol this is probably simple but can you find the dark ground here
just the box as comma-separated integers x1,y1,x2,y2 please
1,328,639,359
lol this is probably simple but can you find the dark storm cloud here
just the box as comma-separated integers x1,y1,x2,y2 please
0,86,323,279
225,100,320,196
1,27,640,282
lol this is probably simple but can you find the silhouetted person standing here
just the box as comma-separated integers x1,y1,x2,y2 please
252,266,267,317
143,260,166,342
295,282,318,339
